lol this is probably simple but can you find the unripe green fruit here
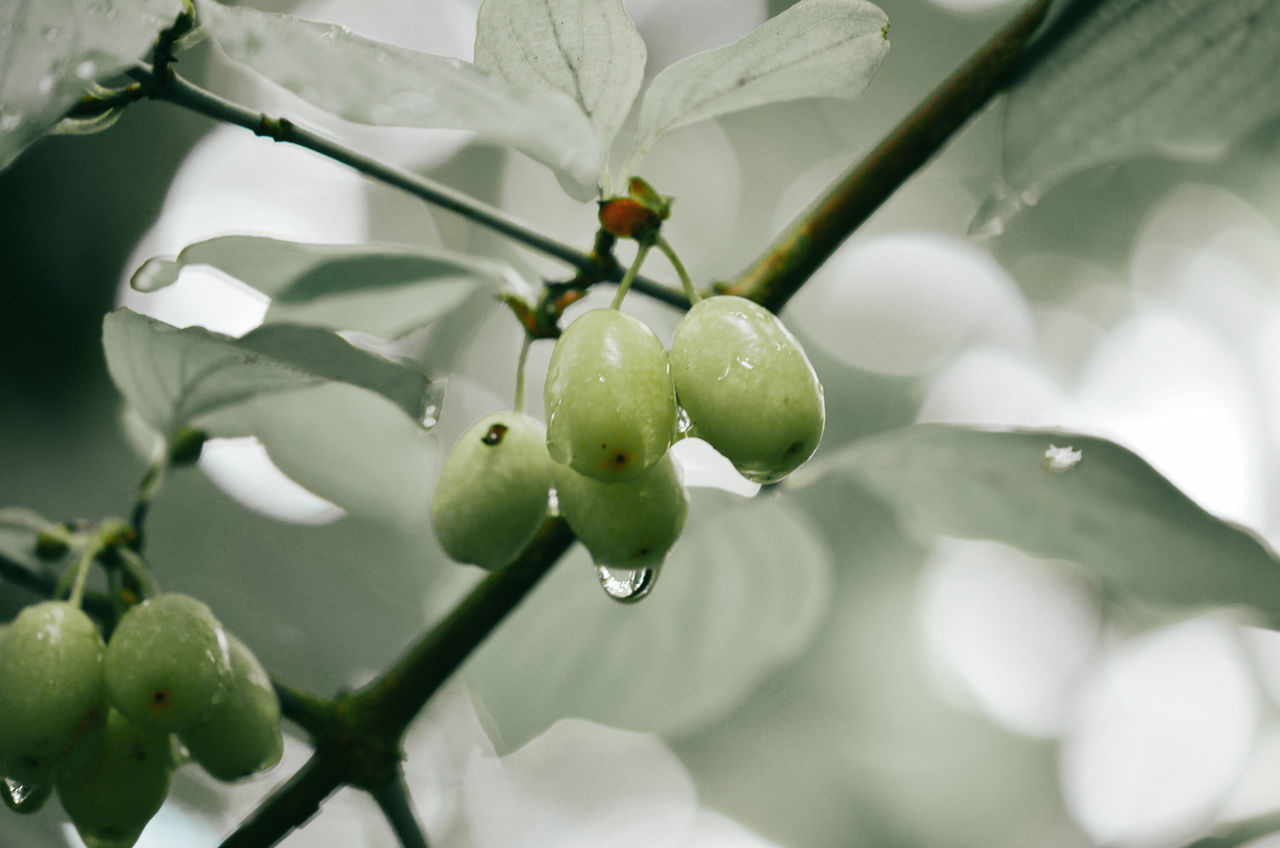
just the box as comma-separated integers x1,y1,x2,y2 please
431,412,553,569
179,634,283,781
544,308,677,481
553,452,689,568
0,601,106,783
103,594,232,734
669,296,824,483
56,708,175,848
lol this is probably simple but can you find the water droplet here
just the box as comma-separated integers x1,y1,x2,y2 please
967,180,1023,239
675,406,692,435
421,404,439,427
596,564,658,603
75,60,97,80
37,75,54,94
41,25,59,41
1,113,23,132
3,776,51,812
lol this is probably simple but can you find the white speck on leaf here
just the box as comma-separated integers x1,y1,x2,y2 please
1044,444,1082,473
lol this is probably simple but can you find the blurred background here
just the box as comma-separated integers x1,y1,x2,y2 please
5,0,1280,845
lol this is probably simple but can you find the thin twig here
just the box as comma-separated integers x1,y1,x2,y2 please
219,754,345,848
121,67,682,307
372,774,432,848
723,0,1052,312
355,517,575,734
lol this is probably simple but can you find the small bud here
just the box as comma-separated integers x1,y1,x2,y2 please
34,526,72,560
597,176,672,242
97,519,137,549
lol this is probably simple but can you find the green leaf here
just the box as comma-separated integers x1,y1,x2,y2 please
195,0,602,195
633,0,888,158
0,508,51,572
101,308,438,440
799,425,1280,624
474,0,646,160
131,236,504,338
0,0,184,172
978,0,1280,231
464,490,833,747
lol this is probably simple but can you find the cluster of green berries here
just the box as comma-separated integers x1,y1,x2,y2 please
0,594,283,847
430,293,824,578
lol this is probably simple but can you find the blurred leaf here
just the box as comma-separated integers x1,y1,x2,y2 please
799,425,1280,624
978,0,1280,232
0,507,49,571
634,0,888,157
0,0,184,172
195,0,603,195
203,383,438,526
464,489,833,748
131,236,505,338
474,0,646,160
102,308,437,440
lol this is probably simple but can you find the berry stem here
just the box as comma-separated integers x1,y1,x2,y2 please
513,334,532,415
656,235,700,304
610,243,652,310
64,538,106,610
113,547,159,603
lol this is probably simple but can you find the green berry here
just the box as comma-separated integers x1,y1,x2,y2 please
669,295,824,483
0,601,106,784
179,633,283,781
431,412,554,569
553,452,689,568
55,708,175,848
103,594,232,734
544,308,677,481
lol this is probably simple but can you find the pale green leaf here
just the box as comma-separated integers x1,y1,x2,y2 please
131,236,504,338
0,0,184,172
201,383,438,526
196,0,602,195
978,0,1280,232
102,308,438,440
800,425,1280,624
464,490,833,747
634,0,888,156
474,0,646,158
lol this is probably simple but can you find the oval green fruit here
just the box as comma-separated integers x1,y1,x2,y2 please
554,452,689,568
103,593,232,734
544,308,677,481
430,412,553,569
669,296,824,483
0,601,106,784
179,633,283,781
56,708,175,848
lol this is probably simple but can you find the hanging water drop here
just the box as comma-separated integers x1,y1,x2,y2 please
3,776,52,813
596,564,658,603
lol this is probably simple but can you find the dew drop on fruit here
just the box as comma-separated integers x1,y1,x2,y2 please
676,406,692,436
596,564,658,604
